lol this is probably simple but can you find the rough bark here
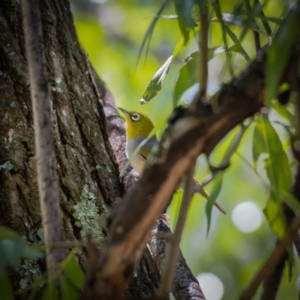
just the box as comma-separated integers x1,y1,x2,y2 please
149,217,206,300
0,0,199,299
0,0,139,295
0,0,121,290
21,0,65,269
0,0,120,238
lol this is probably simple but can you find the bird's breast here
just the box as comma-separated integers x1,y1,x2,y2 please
126,138,146,174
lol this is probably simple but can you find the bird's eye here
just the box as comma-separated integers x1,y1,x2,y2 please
131,113,140,121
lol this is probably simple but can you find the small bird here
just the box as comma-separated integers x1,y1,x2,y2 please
119,107,226,214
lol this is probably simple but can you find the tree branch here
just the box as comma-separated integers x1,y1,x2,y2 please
199,13,209,97
159,165,196,298
149,217,206,300
87,65,203,299
95,45,268,297
239,210,300,300
194,118,252,195
21,0,64,269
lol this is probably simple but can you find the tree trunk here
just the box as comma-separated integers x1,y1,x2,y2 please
0,0,160,297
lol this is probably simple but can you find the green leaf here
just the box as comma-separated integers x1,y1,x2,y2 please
140,35,185,105
173,49,215,105
121,135,150,175
22,245,44,260
61,277,80,300
0,237,25,275
136,0,169,67
224,25,251,62
173,52,199,105
252,117,292,190
206,173,223,235
287,244,294,281
279,190,300,214
0,272,13,300
42,282,59,300
238,3,262,43
0,227,43,276
64,257,85,290
253,116,292,237
271,100,293,124
173,0,197,44
195,0,208,15
265,5,298,106
0,226,20,239
263,199,286,238
258,16,282,24
141,55,173,104
210,0,234,77
211,13,260,32
174,0,196,28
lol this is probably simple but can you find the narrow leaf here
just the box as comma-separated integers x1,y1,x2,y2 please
141,55,173,104
279,190,300,214
252,117,292,190
0,272,13,300
210,0,233,76
121,135,152,175
211,13,260,32
224,25,251,62
42,282,59,300
173,49,216,105
271,100,293,124
195,0,209,15
64,257,85,290
174,0,196,28
206,173,223,235
0,237,25,275
173,0,196,44
253,116,292,237
263,200,286,238
265,5,298,106
23,245,44,260
287,244,294,281
137,0,169,67
0,226,20,239
61,277,80,300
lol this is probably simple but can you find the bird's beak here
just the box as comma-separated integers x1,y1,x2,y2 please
118,107,130,118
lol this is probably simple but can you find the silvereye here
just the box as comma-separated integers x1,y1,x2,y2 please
119,107,226,214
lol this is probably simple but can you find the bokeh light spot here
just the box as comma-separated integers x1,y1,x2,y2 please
197,272,224,300
231,201,262,233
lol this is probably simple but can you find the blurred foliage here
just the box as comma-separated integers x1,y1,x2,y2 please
1,0,298,299
72,0,300,299
0,226,84,299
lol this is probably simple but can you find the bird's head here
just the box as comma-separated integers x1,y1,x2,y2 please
118,107,154,140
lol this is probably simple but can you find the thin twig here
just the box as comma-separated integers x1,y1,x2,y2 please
199,13,209,97
194,118,253,194
239,213,300,300
159,165,196,298
31,240,87,250
191,8,209,111
21,0,64,269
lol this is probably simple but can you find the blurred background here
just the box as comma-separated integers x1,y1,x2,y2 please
70,0,299,299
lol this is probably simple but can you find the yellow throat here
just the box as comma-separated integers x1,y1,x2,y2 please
118,108,154,140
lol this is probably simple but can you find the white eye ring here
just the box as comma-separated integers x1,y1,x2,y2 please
131,113,140,121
